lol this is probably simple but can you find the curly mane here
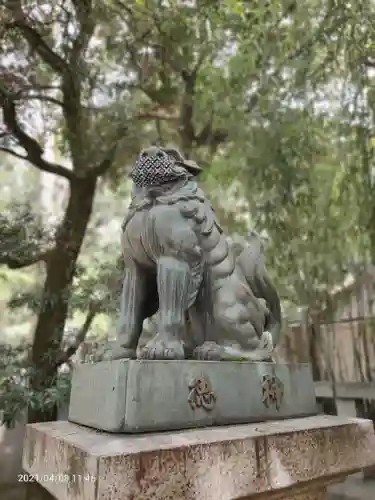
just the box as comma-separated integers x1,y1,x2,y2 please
122,179,221,234
178,187,223,237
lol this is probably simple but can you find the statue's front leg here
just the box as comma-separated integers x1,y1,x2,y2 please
138,257,190,360
103,262,147,360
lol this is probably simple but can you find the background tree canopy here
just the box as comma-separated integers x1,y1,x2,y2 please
1,0,375,438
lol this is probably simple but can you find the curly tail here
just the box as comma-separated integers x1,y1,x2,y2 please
236,232,282,347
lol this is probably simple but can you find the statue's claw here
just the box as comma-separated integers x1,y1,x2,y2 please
102,346,137,361
193,336,274,362
91,344,137,362
193,341,225,360
137,334,185,360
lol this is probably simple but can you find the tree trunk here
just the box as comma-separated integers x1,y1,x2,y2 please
26,178,97,500
308,315,321,381
28,177,97,424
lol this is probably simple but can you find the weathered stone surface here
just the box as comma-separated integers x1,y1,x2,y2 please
277,491,327,500
23,415,375,500
68,360,317,432
329,474,375,500
101,146,283,363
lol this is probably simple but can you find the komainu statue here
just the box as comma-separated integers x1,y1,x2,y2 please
104,146,282,362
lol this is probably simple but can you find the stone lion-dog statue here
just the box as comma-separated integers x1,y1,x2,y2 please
102,146,282,362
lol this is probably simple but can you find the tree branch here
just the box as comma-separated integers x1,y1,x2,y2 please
6,1,95,173
70,0,95,62
15,94,63,107
60,1,95,172
5,2,68,74
90,125,129,177
1,250,51,269
195,118,228,147
53,301,100,368
0,147,28,161
0,90,76,181
179,70,198,156
136,109,179,121
364,58,375,69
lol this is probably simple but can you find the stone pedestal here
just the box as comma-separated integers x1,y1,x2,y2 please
22,415,375,500
68,360,317,432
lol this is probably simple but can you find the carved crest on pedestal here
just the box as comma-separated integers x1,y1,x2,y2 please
188,376,217,412
261,374,284,410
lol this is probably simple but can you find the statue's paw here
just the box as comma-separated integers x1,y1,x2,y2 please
102,346,137,361
88,341,137,362
137,334,185,360
193,342,225,361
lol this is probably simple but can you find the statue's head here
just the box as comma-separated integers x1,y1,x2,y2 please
130,146,202,188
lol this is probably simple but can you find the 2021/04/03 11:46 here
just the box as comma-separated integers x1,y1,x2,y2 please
18,473,96,483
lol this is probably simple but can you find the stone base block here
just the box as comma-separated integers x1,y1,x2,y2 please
68,360,317,432
22,416,375,500
329,474,375,500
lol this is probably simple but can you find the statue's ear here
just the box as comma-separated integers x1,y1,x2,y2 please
163,147,203,176
183,159,202,176
163,147,185,162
